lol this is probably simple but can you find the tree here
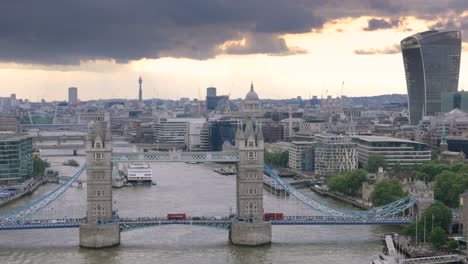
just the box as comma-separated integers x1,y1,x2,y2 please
403,201,452,244
367,153,388,173
422,201,452,233
447,239,459,250
420,161,449,182
326,169,368,196
430,227,448,249
434,170,468,208
370,179,406,207
33,157,46,177
411,171,430,182
450,161,464,173
403,220,424,243
264,152,289,168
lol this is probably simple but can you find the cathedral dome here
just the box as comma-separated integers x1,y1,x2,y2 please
245,82,259,101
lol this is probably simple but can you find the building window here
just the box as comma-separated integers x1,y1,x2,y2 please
247,151,257,160
94,153,103,160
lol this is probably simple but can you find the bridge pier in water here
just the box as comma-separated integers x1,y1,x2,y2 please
79,122,120,248
229,120,271,246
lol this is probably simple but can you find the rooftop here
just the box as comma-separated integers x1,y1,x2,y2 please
352,135,418,144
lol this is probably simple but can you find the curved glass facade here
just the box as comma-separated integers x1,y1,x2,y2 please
401,30,461,125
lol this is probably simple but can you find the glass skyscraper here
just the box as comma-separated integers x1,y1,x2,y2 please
401,30,461,125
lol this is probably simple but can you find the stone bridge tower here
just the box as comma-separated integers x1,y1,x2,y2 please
408,180,434,218
229,119,271,246
79,122,120,248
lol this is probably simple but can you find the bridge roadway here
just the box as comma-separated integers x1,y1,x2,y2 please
0,216,413,231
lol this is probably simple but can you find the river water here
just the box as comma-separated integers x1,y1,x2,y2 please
0,151,400,264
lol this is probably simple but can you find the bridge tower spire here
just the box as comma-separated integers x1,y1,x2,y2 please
230,118,271,246
79,121,120,248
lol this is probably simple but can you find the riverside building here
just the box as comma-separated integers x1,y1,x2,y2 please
352,135,431,168
314,134,357,177
0,134,33,186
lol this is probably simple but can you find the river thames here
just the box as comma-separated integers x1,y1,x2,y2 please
0,154,400,264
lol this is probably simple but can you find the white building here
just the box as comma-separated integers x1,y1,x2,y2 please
153,118,188,150
314,134,358,177
187,119,206,151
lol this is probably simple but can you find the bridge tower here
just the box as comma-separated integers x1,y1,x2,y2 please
79,122,120,248
229,119,271,246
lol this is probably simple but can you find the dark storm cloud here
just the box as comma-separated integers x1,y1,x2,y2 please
363,18,401,31
0,0,324,65
354,44,400,55
0,0,467,65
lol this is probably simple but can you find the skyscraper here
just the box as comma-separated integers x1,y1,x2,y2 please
401,30,461,125
138,76,143,103
68,87,78,104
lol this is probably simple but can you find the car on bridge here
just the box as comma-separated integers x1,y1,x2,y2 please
167,213,186,220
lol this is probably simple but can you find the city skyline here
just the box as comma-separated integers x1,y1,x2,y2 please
1,2,468,101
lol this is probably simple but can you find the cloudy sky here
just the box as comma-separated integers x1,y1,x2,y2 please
1,0,467,101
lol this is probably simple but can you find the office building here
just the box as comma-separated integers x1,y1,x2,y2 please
0,118,19,133
262,123,284,143
153,118,188,150
447,136,468,157
288,141,315,173
206,87,228,111
442,91,468,113
401,30,461,125
314,134,358,177
352,135,431,168
187,119,206,151
0,134,33,186
68,87,78,104
207,120,237,151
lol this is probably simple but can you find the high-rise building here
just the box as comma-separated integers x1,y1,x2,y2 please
401,30,461,125
206,87,216,97
68,87,78,104
138,76,143,103
206,87,228,111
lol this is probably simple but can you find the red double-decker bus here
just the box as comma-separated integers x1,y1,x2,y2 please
264,213,284,221
167,213,187,220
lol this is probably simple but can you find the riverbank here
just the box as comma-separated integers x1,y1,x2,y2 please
0,177,46,208
310,185,372,210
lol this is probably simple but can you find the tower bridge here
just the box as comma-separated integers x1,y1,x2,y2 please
0,121,424,249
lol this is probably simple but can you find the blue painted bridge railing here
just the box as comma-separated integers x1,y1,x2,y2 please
0,216,414,231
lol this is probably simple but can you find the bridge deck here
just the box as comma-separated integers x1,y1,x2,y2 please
0,216,413,230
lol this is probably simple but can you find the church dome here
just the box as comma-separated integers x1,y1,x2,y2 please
245,82,259,101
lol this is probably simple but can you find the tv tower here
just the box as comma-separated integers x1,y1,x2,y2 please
138,76,143,103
